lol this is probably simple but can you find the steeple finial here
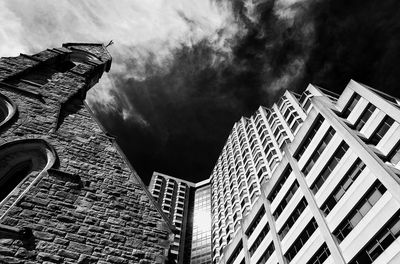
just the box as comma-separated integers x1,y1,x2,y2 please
106,40,114,48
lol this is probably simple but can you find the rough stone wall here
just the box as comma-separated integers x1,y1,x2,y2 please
0,44,172,263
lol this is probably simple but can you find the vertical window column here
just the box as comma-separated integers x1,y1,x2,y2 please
354,103,376,131
256,243,275,264
341,93,361,118
310,142,349,194
302,127,336,176
306,243,331,264
284,218,318,262
310,94,400,220
294,115,324,161
285,146,346,264
321,159,365,215
258,189,286,264
333,181,387,243
369,116,395,145
387,142,400,165
349,211,400,264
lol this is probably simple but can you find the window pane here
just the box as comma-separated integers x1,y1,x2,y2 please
368,189,382,205
315,176,324,190
286,191,294,202
309,160,315,170
320,142,327,152
359,202,372,216
342,177,353,191
350,212,363,226
367,241,383,261
379,231,395,249
390,221,400,237
355,104,376,131
378,124,390,138
390,144,400,164
330,158,339,169
342,222,353,238
334,187,346,201
355,120,365,131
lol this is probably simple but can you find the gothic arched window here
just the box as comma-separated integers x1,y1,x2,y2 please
0,93,17,128
0,161,32,202
0,139,56,218
69,49,102,65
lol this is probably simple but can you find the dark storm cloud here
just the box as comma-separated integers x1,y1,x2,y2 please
95,43,254,183
96,0,320,183
97,0,400,184
301,0,400,98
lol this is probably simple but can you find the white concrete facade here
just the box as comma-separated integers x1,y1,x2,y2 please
211,90,308,263
218,81,400,264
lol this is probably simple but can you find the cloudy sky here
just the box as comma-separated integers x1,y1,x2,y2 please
2,0,400,184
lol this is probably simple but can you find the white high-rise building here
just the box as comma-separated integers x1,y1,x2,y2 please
210,85,309,263
212,80,400,264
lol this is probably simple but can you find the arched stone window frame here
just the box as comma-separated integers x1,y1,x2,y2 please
68,49,102,65
0,139,57,219
0,93,17,128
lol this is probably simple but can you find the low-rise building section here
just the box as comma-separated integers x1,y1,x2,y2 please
149,173,213,264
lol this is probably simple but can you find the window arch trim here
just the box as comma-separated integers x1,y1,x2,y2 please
68,49,102,64
0,139,57,219
0,93,17,128
0,139,57,165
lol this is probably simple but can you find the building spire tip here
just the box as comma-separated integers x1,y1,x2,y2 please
105,40,114,48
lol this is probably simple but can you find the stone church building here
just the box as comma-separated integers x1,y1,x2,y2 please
0,43,174,263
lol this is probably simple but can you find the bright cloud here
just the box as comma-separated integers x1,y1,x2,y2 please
0,0,243,123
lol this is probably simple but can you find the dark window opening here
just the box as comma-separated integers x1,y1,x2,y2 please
341,93,361,118
387,141,400,165
369,116,395,146
279,198,308,240
0,94,16,128
294,115,324,160
55,60,76,72
321,159,365,215
306,243,330,264
333,181,386,243
268,165,292,202
0,160,33,202
302,127,335,176
227,240,243,264
354,104,376,131
273,181,299,220
249,223,270,256
311,142,349,194
0,105,6,122
285,218,318,262
349,210,400,264
256,242,275,264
